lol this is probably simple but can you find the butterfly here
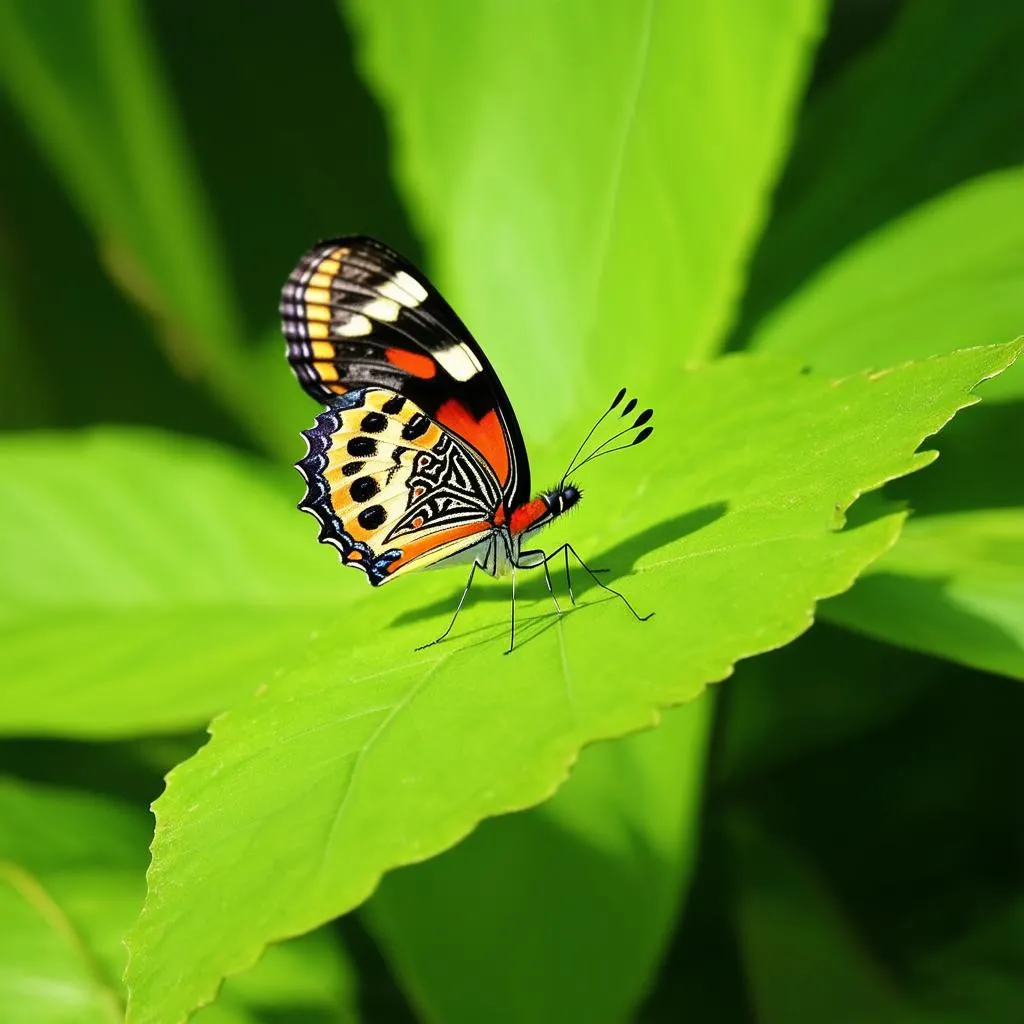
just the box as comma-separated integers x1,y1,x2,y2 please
280,236,653,652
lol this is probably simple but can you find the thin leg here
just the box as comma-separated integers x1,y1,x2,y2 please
519,547,562,616
506,564,517,655
415,561,479,651
547,544,652,622
563,545,575,605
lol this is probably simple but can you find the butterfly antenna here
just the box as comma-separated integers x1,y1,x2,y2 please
559,387,627,488
571,409,654,474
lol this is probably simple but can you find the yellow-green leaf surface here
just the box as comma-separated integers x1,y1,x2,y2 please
0,430,347,737
750,170,1024,399
0,778,357,1024
0,0,291,457
122,344,1017,1024
823,510,1024,681
366,700,711,1024
346,0,825,430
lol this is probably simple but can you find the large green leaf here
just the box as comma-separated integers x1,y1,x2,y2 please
747,168,1024,677
0,778,358,1023
0,0,290,457
366,699,711,1024
346,0,825,430
749,169,1024,399
734,0,1024,344
822,510,1024,681
122,344,1018,1024
0,430,346,737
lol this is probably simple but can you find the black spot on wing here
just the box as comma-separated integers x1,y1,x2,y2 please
402,414,430,441
350,476,381,502
348,436,377,457
358,505,387,530
361,412,388,433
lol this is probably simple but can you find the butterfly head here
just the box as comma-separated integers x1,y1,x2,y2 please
560,483,581,510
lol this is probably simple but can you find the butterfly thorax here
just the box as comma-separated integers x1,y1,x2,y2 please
458,484,581,578
506,484,580,537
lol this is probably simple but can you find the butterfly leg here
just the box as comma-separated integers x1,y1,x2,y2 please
506,564,517,655
415,561,480,651
546,544,652,623
518,547,562,616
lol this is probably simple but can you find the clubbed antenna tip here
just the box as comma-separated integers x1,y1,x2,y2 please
560,391,655,477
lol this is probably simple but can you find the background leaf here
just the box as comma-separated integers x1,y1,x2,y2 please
0,0,286,456
733,0,1024,346
0,777,358,1023
365,700,711,1024
749,169,1024,398
123,344,1016,1024
0,429,346,737
346,0,826,431
822,510,1024,680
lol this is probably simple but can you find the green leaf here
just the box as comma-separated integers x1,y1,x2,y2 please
745,167,1024,674
0,0,288,457
0,778,146,1023
346,0,825,430
822,510,1024,681
0,778,358,1024
123,344,1016,1024
735,0,1024,344
749,169,1024,400
197,932,359,1024
0,429,347,738
366,699,712,1024
719,622,940,783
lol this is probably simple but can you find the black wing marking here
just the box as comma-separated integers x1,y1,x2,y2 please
280,236,530,509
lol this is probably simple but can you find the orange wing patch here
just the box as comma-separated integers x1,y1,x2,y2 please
384,520,490,577
385,347,437,379
435,399,509,486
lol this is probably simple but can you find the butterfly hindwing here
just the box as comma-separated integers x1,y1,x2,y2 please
297,387,502,585
280,236,530,509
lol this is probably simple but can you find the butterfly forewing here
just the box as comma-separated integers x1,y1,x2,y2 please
280,236,530,508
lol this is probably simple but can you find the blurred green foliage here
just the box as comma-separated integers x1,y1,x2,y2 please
0,1,1022,1022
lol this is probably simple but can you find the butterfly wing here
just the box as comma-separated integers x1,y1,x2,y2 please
280,236,530,510
297,386,502,585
